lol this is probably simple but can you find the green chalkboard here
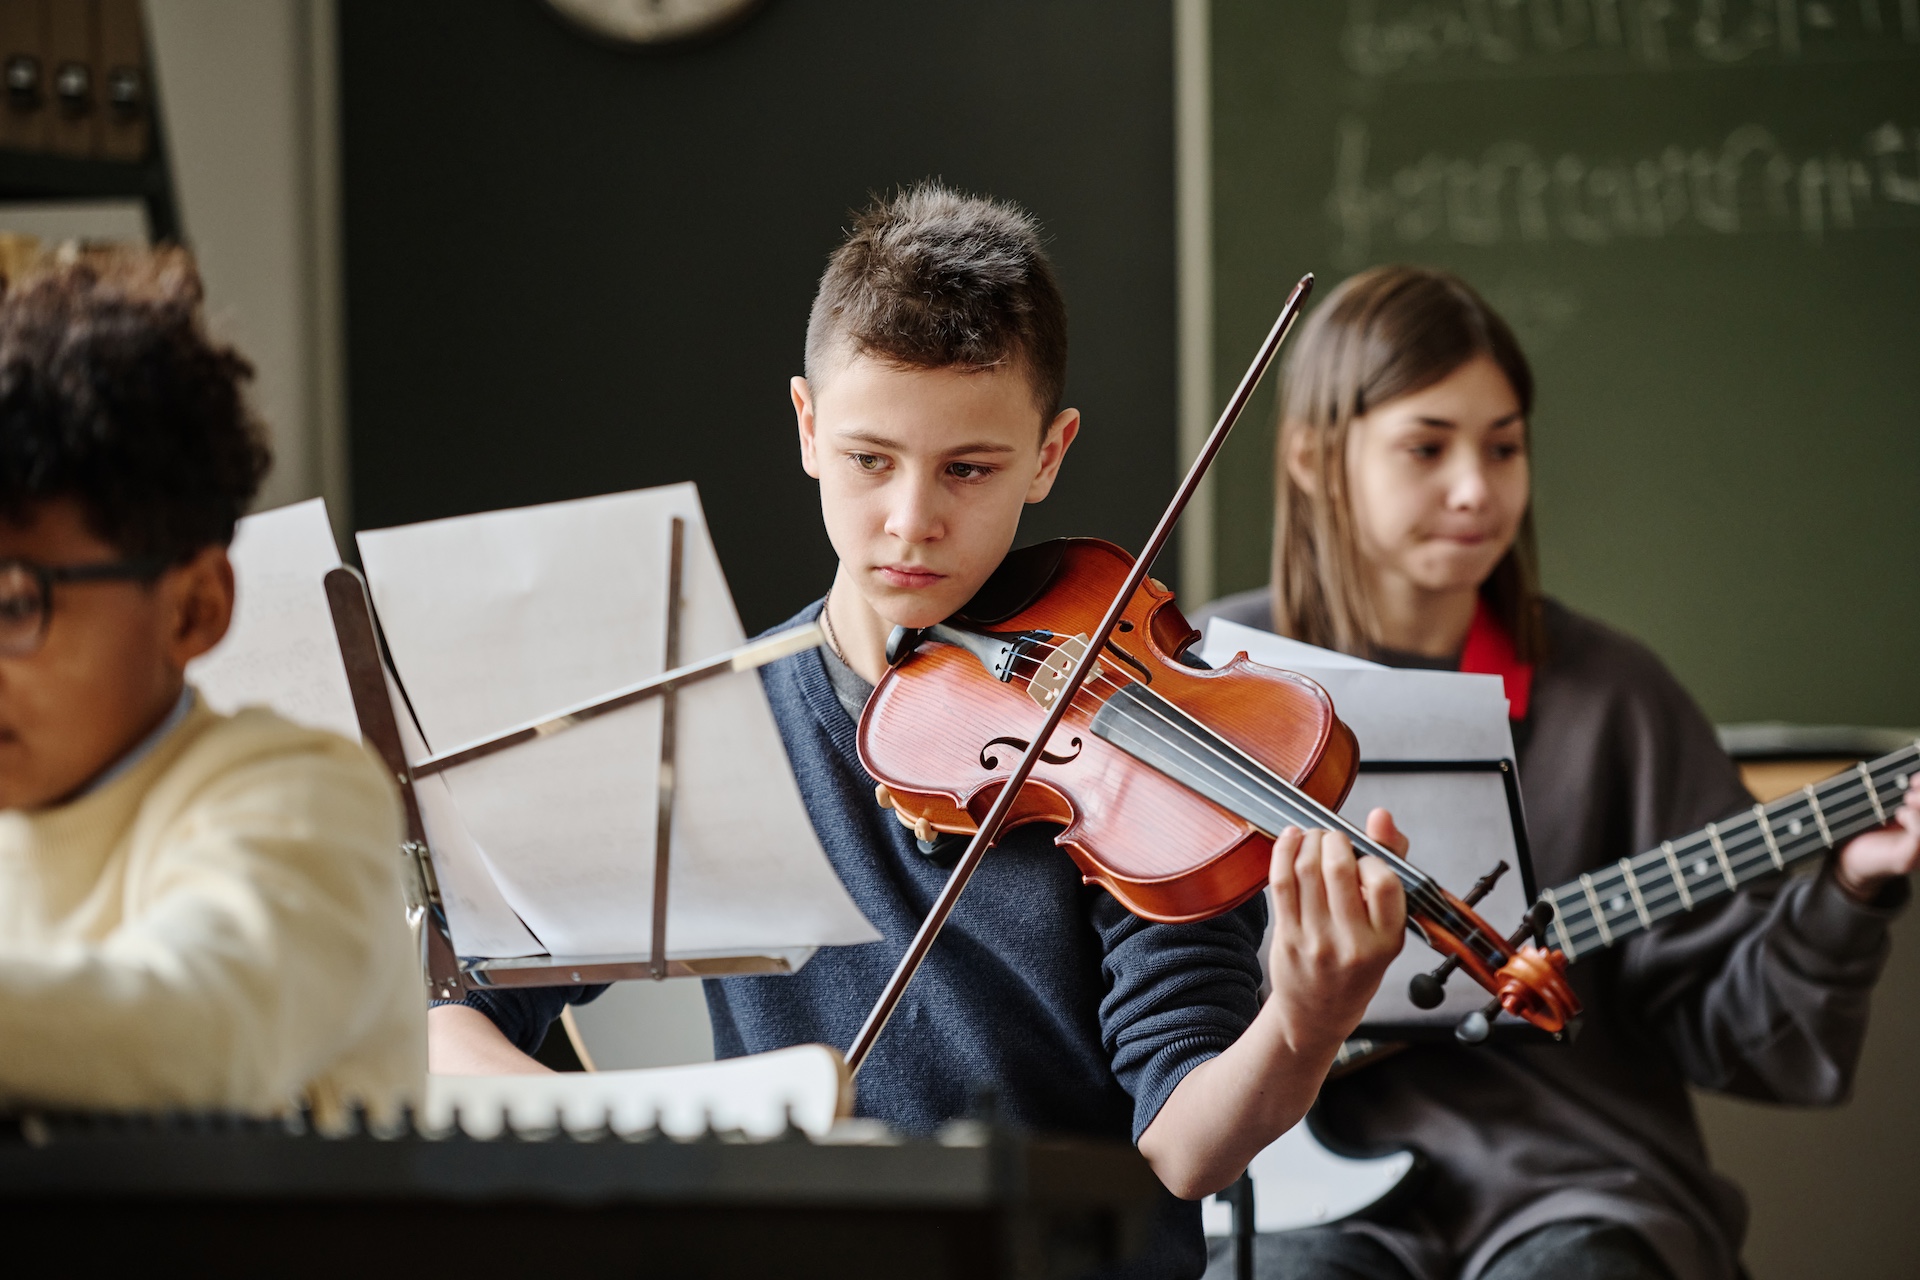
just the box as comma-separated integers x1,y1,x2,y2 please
1209,0,1920,728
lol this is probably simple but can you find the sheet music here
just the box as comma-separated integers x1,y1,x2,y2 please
1201,618,1387,673
381,666,545,959
1201,619,1514,759
1200,618,1532,1030
425,1044,846,1140
187,498,361,742
357,484,879,960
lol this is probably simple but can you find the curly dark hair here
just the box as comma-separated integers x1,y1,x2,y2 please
805,182,1068,422
0,246,270,560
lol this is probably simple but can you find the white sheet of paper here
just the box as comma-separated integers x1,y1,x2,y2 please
1201,617,1530,1029
357,484,879,960
187,498,361,741
382,667,545,959
1340,772,1532,1026
1200,618,1387,671
1201,617,1514,759
425,1043,846,1140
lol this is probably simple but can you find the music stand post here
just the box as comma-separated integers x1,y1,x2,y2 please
648,517,684,981
324,566,467,1001
324,521,800,998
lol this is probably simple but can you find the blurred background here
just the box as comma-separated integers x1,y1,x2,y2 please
0,2,1910,1275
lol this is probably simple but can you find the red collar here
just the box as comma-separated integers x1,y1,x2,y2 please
1459,598,1533,722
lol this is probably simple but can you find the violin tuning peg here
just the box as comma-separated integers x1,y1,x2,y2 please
1408,972,1446,1010
874,784,895,811
1455,996,1503,1045
1408,954,1462,1009
1462,860,1510,908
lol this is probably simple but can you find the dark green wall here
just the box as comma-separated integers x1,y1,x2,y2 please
339,0,1178,635
1210,2,1920,728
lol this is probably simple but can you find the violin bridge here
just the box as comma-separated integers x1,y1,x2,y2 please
1026,633,1103,712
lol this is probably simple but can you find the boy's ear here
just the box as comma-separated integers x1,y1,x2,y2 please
1024,408,1080,504
793,376,822,479
162,545,235,671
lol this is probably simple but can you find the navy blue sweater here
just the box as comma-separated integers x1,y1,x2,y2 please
454,601,1267,1276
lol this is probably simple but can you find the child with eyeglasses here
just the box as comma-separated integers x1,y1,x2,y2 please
0,248,423,1121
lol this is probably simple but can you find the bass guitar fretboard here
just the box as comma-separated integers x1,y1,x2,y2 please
1541,742,1919,961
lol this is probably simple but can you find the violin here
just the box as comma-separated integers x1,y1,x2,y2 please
843,276,1580,1074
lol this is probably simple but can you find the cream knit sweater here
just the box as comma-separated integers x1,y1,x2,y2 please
0,695,426,1118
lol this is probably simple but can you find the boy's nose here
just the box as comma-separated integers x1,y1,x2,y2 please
883,478,946,544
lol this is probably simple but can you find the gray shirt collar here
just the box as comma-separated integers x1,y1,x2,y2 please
819,637,875,722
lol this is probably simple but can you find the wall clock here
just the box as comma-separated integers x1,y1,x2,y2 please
543,0,766,47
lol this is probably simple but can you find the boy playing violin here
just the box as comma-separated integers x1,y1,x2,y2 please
429,182,1408,1276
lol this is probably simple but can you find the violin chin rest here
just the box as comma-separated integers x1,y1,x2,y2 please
885,626,923,666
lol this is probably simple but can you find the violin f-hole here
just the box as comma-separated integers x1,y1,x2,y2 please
1102,638,1153,685
980,735,1083,769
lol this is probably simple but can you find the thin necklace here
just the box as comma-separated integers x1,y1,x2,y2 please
820,583,850,667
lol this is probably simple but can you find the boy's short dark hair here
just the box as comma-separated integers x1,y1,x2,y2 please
805,182,1068,421
0,246,269,561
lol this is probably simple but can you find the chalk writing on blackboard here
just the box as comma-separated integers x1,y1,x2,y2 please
1329,119,1920,262
1343,0,1920,79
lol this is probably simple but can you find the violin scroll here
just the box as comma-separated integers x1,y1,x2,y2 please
1407,883,1582,1040
1494,943,1579,1036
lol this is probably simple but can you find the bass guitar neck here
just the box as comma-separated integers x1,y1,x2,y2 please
1539,741,1919,961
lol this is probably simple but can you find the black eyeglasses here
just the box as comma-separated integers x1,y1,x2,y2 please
0,557,170,657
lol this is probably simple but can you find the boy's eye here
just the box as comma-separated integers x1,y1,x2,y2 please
849,453,888,472
946,462,995,481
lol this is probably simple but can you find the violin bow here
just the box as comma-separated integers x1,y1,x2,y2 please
844,275,1317,1076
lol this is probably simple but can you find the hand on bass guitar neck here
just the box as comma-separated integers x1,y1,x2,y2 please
1241,749,1920,1233
1831,770,1920,901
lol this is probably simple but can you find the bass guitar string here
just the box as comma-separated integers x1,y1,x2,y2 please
1550,748,1917,952
1555,754,1909,947
1554,774,1895,951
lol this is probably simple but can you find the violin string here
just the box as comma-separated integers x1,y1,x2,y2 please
1108,687,1476,937
990,636,1482,943
1026,637,1513,952
997,642,1139,714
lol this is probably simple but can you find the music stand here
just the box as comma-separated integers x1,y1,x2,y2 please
325,517,812,997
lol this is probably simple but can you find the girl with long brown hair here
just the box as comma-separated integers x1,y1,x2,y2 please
1199,266,1918,1280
